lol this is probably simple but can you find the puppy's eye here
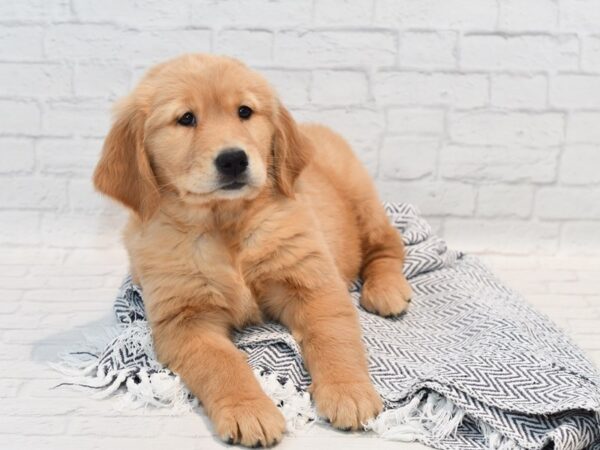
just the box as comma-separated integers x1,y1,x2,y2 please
238,105,253,120
177,112,196,127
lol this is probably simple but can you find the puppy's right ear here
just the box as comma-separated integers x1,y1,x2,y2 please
93,98,160,221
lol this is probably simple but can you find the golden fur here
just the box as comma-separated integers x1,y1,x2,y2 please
94,54,412,447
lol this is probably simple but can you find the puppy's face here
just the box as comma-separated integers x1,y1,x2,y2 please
143,56,276,204
94,54,311,220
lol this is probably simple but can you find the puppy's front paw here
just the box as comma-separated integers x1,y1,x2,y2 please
312,381,383,430
360,271,412,317
213,395,285,447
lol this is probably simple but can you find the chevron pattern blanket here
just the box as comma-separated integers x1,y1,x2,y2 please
56,203,600,450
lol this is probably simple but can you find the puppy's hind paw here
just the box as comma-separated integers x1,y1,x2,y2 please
360,271,412,317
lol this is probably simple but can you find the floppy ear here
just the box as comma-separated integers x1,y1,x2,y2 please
272,104,313,197
93,98,160,221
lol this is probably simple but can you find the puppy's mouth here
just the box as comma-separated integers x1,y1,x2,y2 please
220,180,247,190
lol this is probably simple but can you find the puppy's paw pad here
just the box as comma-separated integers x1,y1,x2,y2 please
214,396,285,447
360,272,412,317
312,381,383,430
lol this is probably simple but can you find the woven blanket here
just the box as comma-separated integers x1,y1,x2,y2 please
56,203,600,450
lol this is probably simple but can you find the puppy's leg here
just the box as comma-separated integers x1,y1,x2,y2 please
153,317,285,447
267,282,383,430
358,204,412,317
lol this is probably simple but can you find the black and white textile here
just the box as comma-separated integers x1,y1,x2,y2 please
56,203,600,450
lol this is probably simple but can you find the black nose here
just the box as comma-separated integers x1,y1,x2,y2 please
215,149,248,177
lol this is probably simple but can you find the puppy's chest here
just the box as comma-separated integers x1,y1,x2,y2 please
191,226,286,284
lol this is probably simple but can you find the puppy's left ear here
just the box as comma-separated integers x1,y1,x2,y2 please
272,104,313,198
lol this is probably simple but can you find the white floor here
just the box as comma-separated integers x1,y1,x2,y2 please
1,249,599,450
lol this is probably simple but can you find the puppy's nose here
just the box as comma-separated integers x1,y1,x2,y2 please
215,149,248,177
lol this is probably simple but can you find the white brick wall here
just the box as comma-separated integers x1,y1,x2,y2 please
1,0,600,255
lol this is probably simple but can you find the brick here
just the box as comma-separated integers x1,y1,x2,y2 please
0,139,35,173
74,63,130,98
38,138,102,176
0,301,20,314
0,211,40,245
569,334,600,350
560,0,600,32
68,179,123,214
449,111,564,147
292,108,384,174
216,30,273,65
311,70,369,105
524,294,591,308
538,257,600,271
577,270,600,281
46,25,211,63
126,29,212,65
550,74,600,108
568,319,600,332
581,35,600,71
380,137,438,180
0,26,44,60
400,31,457,69
443,219,560,254
387,109,444,135
28,263,120,277
0,177,66,210
562,222,600,255
0,100,40,135
0,416,67,435
261,70,310,107
45,24,129,60
567,112,600,143
498,0,558,30
0,379,21,397
589,351,600,367
373,72,488,107
275,31,396,67
190,0,312,27
23,288,120,303
377,181,476,216
161,414,215,437
560,145,600,185
536,187,600,219
0,290,23,302
315,0,374,25
440,145,558,183
0,63,71,98
477,185,534,218
491,74,547,109
461,34,578,70
69,417,163,437
374,0,497,28
41,213,126,248
0,248,65,265
0,0,70,22
0,343,32,361
64,248,128,266
42,101,111,137
72,0,190,28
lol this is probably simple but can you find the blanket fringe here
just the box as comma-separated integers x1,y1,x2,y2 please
51,326,316,429
366,391,465,442
479,422,522,450
254,370,316,433
53,330,526,448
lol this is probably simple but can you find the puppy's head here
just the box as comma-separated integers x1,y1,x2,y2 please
93,54,312,220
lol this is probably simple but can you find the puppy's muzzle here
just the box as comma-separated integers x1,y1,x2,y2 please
215,149,248,178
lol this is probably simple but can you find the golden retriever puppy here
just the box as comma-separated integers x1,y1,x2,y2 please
93,54,412,447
